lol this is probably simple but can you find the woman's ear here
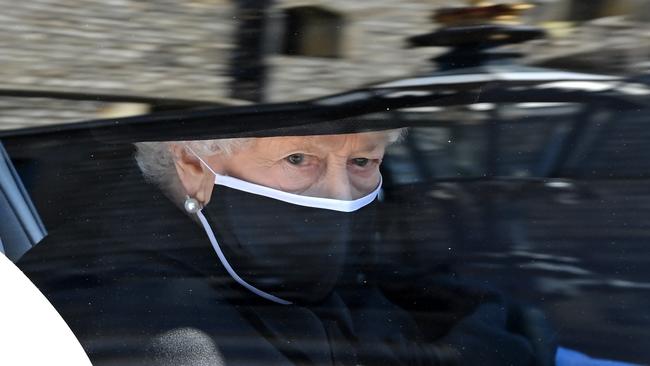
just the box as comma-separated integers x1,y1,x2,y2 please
170,144,216,205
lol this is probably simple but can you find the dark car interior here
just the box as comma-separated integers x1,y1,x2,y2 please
2,90,649,364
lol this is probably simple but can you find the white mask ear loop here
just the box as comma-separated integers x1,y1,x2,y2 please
196,210,293,305
186,147,219,180
185,147,293,305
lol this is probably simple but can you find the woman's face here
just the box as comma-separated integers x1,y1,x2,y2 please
174,131,392,205
207,131,389,200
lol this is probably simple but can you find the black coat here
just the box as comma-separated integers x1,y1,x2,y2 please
18,163,555,366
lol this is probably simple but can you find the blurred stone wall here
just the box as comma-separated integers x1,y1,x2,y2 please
0,0,444,128
1,0,235,101
523,0,650,74
0,0,237,129
2,0,650,129
266,0,439,102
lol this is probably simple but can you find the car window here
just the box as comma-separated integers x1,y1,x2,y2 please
1,2,649,366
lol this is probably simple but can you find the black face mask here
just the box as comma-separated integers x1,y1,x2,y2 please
195,173,382,306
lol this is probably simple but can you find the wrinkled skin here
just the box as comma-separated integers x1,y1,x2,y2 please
173,132,391,204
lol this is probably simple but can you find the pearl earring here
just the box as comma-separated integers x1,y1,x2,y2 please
184,196,201,214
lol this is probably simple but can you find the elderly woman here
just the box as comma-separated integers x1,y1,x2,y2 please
18,130,550,365
136,131,400,306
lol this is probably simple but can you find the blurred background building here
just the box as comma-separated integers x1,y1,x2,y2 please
2,0,650,129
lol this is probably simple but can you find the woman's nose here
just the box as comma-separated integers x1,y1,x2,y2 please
318,164,354,200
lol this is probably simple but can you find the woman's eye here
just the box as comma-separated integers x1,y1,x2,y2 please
351,158,370,167
286,153,305,165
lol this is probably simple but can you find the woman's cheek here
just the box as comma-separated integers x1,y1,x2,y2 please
350,166,381,193
274,164,321,193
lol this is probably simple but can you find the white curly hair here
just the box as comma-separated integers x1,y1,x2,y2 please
134,129,406,202
134,138,251,201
